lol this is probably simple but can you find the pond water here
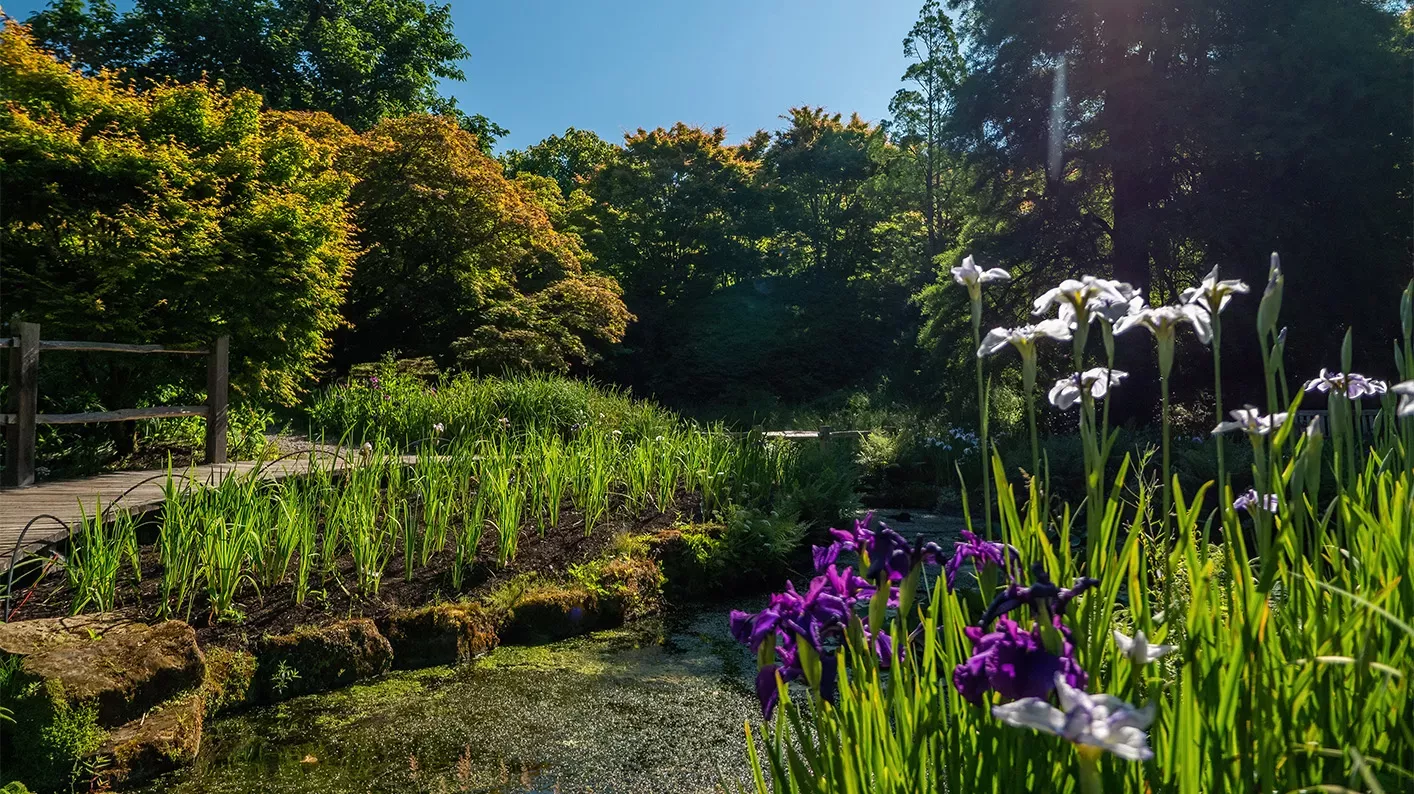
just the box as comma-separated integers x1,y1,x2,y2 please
135,512,965,794
137,606,762,794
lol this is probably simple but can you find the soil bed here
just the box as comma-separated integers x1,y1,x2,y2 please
9,494,702,652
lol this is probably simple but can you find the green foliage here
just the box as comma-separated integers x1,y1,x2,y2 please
25,0,475,131
49,375,818,619
715,505,807,585
6,679,107,791
328,114,631,373
503,127,618,199
774,442,861,530
0,23,357,407
856,430,903,478
306,367,678,445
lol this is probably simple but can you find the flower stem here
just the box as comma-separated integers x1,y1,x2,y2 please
1160,372,1171,537
1028,386,1040,488
972,295,992,539
1077,749,1103,794
1211,315,1227,496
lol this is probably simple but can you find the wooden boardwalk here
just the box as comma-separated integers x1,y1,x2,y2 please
0,450,371,568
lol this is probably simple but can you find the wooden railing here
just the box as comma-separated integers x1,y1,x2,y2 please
0,322,229,487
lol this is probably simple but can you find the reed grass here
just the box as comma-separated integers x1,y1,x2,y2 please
50,378,801,620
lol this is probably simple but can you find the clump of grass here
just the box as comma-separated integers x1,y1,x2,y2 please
48,375,812,622
66,500,138,615
737,270,1414,794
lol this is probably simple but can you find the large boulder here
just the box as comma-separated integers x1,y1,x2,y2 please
0,613,135,658
0,616,205,790
12,621,205,728
379,603,500,670
253,619,392,702
91,694,204,787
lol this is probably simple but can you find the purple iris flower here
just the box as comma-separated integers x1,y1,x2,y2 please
828,513,877,554
861,527,946,583
812,542,841,572
756,665,783,719
979,563,1098,628
944,530,1021,589
730,563,882,718
952,616,1088,705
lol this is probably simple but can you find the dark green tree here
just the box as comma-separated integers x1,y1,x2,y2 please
941,0,1412,408
503,127,619,198
23,0,479,132
763,107,880,277
888,0,967,259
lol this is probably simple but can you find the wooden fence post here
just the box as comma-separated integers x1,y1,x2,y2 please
4,322,40,487
204,335,229,465
818,425,833,450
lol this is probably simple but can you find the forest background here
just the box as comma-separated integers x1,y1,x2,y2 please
0,0,1409,469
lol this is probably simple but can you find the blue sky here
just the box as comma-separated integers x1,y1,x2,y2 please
2,0,921,151
454,1,919,151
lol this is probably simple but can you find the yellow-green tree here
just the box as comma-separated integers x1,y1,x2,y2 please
331,114,631,373
0,21,356,408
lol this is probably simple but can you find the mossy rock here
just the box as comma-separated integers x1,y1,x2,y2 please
8,620,205,729
201,647,257,716
90,694,204,788
1,618,204,791
499,583,609,644
378,602,500,670
644,525,724,598
0,614,136,658
592,556,663,622
253,619,392,702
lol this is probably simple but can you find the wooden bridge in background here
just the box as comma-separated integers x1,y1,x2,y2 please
0,450,423,571
0,316,861,571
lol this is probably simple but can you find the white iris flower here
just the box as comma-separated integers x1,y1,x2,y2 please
1049,368,1129,410
952,255,1012,301
1394,381,1414,418
992,673,1155,762
1112,629,1176,665
1113,303,1213,346
1212,406,1288,437
977,319,1073,359
1181,264,1250,316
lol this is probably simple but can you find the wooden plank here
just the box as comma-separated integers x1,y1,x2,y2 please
23,406,208,425
3,322,40,487
0,451,427,569
39,341,208,355
205,336,229,465
757,429,867,440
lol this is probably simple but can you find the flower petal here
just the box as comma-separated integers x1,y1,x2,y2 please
992,698,1067,735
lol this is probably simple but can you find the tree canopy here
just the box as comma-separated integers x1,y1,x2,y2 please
333,114,631,374
0,20,356,405
3,0,1410,431
22,0,486,134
